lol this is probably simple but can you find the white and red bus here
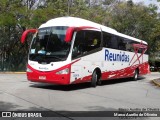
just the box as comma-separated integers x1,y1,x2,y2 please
21,17,150,87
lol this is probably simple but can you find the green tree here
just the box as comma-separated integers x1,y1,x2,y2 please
0,0,27,71
107,1,159,46
0,0,160,71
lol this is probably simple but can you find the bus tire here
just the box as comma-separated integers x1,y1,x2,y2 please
91,71,98,87
97,79,102,85
133,69,139,81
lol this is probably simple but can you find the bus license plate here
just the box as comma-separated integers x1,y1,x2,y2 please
39,76,46,80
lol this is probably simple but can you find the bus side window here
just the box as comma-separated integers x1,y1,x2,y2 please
138,48,143,53
117,37,126,51
72,31,84,59
111,36,118,49
103,32,119,49
72,30,101,59
103,32,112,48
125,39,134,52
85,30,101,51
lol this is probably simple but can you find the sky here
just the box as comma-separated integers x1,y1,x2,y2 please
132,0,160,12
132,0,157,5
132,0,159,6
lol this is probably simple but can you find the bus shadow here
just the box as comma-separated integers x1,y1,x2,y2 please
100,76,145,86
30,82,91,91
30,77,145,91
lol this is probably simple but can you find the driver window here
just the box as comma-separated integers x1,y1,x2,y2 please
72,30,101,59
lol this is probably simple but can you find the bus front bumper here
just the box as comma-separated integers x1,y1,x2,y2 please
26,65,70,85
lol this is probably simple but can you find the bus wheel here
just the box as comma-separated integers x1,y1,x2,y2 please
97,79,102,85
133,69,138,81
91,71,98,87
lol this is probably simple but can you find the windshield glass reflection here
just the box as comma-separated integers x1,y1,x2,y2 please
29,26,70,63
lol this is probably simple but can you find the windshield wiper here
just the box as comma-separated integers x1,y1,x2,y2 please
45,55,64,61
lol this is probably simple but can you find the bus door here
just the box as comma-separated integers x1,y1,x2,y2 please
70,62,82,83
70,28,102,83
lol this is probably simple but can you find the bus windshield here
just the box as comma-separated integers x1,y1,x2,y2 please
29,26,70,63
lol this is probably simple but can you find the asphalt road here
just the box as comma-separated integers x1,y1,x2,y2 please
0,72,160,120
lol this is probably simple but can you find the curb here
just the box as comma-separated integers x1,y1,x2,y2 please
0,72,26,74
152,79,160,87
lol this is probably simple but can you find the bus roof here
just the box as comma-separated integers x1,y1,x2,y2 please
39,16,147,45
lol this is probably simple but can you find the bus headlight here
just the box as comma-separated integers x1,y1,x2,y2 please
26,67,33,72
56,68,69,74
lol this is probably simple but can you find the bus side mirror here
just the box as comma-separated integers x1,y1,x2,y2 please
65,27,75,42
21,29,37,43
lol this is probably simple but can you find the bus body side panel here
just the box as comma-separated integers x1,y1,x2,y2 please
70,48,149,84
70,58,92,84
102,48,149,80
101,61,149,80
70,50,104,84
138,61,150,75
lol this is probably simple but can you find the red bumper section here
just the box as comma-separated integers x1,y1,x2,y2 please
27,64,71,85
